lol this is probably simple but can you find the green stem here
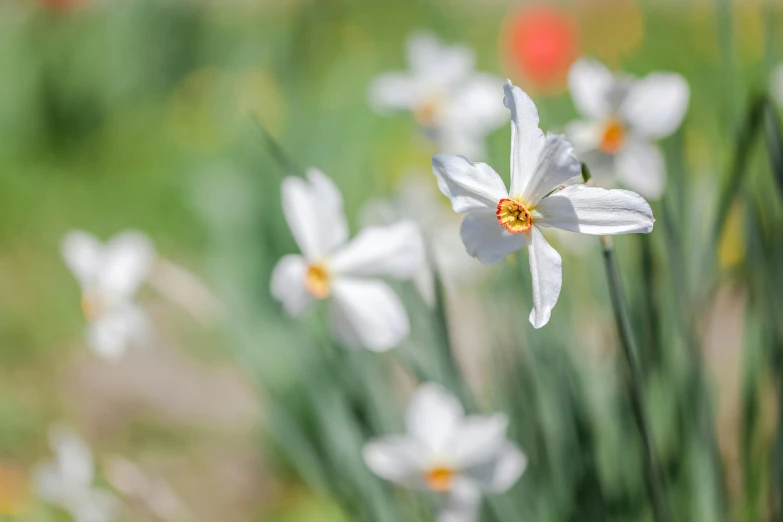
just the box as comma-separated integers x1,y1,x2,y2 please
600,236,671,522
763,99,783,198
251,115,304,178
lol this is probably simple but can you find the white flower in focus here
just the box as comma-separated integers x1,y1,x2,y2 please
270,168,424,352
360,174,481,305
433,81,654,328
34,427,118,522
62,230,156,360
565,58,690,199
363,383,526,522
369,32,507,159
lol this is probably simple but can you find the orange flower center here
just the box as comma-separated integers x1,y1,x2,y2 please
425,465,456,492
413,98,441,127
599,118,626,154
305,263,331,299
496,198,534,234
81,292,107,321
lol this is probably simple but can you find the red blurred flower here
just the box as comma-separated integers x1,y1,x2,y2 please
37,0,82,11
502,4,581,94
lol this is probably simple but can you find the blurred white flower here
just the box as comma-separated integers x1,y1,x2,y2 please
34,427,118,522
433,81,654,328
363,383,526,522
565,58,690,200
369,32,507,159
270,168,424,352
62,230,155,360
360,173,481,305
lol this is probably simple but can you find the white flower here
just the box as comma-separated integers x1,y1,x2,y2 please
270,168,424,352
369,32,507,159
360,173,482,305
34,427,118,522
363,383,526,522
433,81,654,328
565,58,690,200
62,230,156,360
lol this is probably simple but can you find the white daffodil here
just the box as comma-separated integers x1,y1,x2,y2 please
34,427,118,522
369,32,507,159
363,383,526,522
433,81,654,328
565,58,690,200
62,230,155,360
360,173,481,305
270,168,424,352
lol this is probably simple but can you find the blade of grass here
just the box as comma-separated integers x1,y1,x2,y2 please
599,235,671,522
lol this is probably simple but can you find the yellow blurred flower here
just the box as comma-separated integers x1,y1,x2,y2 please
0,464,31,517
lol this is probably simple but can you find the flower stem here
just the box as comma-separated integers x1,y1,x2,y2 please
599,235,671,522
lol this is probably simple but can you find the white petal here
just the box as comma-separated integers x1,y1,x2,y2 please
33,463,66,503
86,306,150,360
448,414,509,469
362,435,427,487
100,231,156,298
407,32,474,84
621,73,689,139
460,210,527,266
270,254,312,316
518,133,582,206
405,383,464,453
564,120,602,154
445,73,507,134
568,58,614,120
330,221,424,280
614,139,667,200
504,81,546,197
534,185,654,235
50,427,94,488
462,442,527,493
307,168,349,250
527,227,562,329
437,479,482,522
281,170,348,259
61,231,103,288
70,489,118,522
368,72,420,113
329,278,409,351
432,154,507,213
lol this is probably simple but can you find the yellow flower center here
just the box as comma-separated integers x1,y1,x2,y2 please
81,291,107,321
425,465,456,492
496,198,534,234
599,117,626,154
413,97,441,127
305,263,331,299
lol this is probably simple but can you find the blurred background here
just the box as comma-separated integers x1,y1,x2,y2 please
1,0,783,520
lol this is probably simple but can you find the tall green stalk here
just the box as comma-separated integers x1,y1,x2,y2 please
599,235,672,522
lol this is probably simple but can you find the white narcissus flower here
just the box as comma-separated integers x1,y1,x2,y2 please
363,383,526,522
565,58,690,200
34,427,118,522
62,230,156,360
433,81,654,328
369,32,507,159
360,173,482,305
270,168,424,352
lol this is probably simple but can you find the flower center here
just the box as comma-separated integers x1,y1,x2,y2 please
496,198,534,234
599,117,626,154
305,263,331,299
413,97,441,127
81,291,107,321
425,465,456,492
